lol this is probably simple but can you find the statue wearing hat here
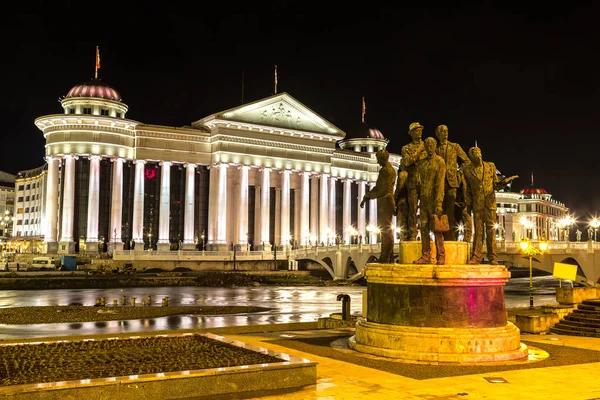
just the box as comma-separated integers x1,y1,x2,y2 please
399,122,427,241
435,124,470,241
361,149,396,263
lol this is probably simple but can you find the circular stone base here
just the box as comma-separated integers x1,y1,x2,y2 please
349,319,528,364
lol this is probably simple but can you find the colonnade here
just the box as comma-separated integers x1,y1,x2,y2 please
43,155,383,253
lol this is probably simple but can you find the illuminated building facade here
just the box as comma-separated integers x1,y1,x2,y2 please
495,177,568,242
35,79,399,254
14,165,48,244
0,171,16,240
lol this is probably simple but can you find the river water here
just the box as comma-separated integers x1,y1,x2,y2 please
0,276,564,339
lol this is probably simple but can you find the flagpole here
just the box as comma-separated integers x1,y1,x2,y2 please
274,65,278,95
241,70,245,104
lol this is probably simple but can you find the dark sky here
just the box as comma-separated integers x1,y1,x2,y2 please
4,2,599,221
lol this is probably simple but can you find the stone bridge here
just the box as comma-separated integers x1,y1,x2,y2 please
292,241,600,284
114,241,600,285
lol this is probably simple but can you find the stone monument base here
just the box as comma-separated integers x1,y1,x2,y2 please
349,320,527,363
351,262,527,364
398,241,469,264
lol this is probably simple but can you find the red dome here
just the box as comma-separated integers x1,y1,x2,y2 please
520,185,548,195
65,79,122,101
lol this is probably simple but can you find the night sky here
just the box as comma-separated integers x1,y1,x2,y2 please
4,2,599,223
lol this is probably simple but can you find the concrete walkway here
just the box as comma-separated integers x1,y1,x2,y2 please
225,328,600,400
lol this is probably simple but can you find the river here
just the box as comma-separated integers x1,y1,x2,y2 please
0,276,563,339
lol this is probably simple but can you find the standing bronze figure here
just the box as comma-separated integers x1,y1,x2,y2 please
400,122,427,241
462,147,499,265
435,125,469,241
414,137,446,265
361,149,396,263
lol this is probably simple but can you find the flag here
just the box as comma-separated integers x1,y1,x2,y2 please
95,46,101,79
361,97,366,122
274,65,278,94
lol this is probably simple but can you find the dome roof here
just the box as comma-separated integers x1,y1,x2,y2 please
520,185,548,195
65,79,122,101
345,122,386,140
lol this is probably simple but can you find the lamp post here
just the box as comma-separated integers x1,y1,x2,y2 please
590,218,599,242
520,237,549,309
200,230,206,251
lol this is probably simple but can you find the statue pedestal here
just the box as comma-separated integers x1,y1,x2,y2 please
398,241,469,264
349,263,528,363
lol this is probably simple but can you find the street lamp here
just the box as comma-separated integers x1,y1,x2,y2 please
590,218,599,242
200,230,206,251
520,216,533,239
520,237,549,309
559,215,575,242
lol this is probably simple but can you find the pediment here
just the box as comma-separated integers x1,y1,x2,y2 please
195,93,345,138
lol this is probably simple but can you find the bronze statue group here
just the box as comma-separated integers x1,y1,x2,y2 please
361,123,517,265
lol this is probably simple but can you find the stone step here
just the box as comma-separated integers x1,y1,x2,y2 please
575,304,600,312
560,315,600,329
552,322,600,333
571,309,600,318
550,326,600,338
564,315,600,326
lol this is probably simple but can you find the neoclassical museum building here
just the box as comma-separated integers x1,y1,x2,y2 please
34,78,399,254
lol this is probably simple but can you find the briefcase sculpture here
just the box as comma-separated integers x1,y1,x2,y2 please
433,214,450,233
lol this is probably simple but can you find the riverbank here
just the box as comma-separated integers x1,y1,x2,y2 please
0,270,363,290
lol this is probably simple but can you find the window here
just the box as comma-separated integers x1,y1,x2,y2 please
83,107,92,114
24,207,29,213
101,109,109,116
69,108,75,114
17,208,23,214
116,112,122,118
25,184,30,190
18,185,24,191
25,196,30,201
17,197,23,202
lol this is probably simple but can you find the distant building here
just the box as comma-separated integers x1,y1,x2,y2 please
13,165,48,252
495,173,568,242
0,171,16,240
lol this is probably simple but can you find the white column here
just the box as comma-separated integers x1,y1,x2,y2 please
329,177,336,239
357,180,366,242
60,154,76,243
294,185,301,245
86,155,102,242
343,178,352,244
132,160,145,242
260,168,271,247
207,165,218,245
319,173,329,244
216,163,228,245
310,174,318,242
183,163,196,244
280,169,291,246
44,156,60,244
109,157,124,244
368,182,377,243
300,172,310,246
237,165,249,247
158,161,171,244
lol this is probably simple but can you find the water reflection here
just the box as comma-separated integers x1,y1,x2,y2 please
0,278,559,339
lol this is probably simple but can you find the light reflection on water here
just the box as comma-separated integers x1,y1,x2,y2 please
0,277,560,339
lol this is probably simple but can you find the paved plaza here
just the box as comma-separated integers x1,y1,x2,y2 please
222,327,600,400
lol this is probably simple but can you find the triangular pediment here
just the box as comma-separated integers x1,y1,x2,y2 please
194,93,345,138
